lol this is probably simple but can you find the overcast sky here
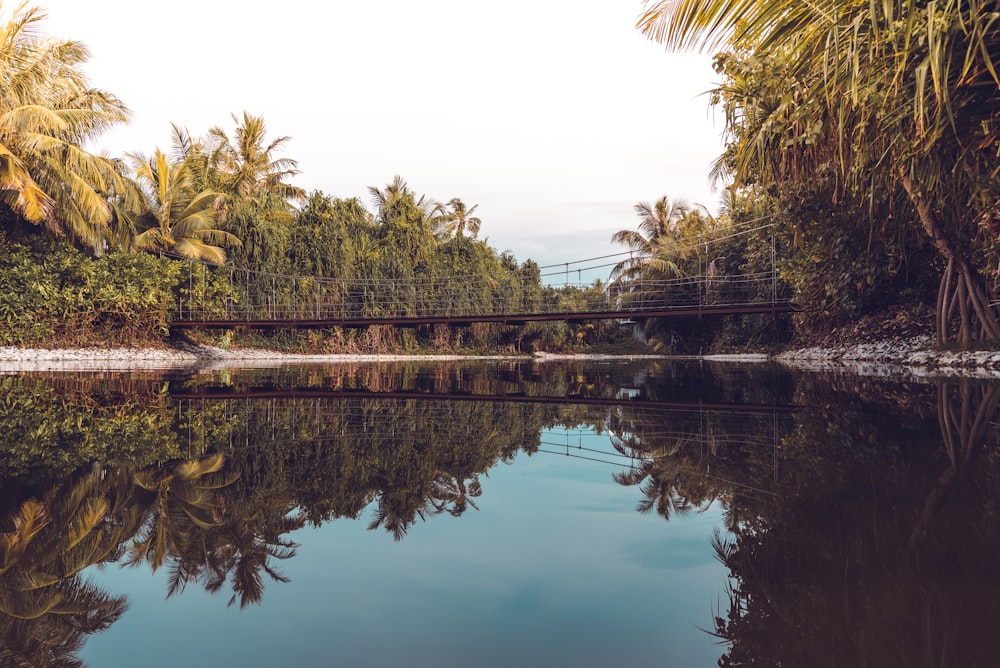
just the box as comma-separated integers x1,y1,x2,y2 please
39,0,723,279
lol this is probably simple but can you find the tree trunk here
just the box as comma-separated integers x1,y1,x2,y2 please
900,172,1000,343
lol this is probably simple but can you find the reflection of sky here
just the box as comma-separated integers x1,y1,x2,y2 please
80,428,728,668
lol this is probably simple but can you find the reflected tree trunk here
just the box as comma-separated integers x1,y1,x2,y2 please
908,381,1000,552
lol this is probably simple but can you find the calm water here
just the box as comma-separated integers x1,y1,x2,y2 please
0,359,997,667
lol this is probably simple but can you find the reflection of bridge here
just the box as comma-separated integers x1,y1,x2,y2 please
169,386,800,413
169,390,795,485
170,261,796,330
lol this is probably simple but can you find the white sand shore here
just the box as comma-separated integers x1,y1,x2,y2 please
3,335,999,377
0,344,673,373
0,344,520,372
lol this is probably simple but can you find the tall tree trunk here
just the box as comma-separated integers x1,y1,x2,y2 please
900,172,1000,343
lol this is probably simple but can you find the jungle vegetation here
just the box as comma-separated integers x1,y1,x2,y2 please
623,0,1000,349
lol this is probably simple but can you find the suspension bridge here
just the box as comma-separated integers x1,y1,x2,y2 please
170,228,796,330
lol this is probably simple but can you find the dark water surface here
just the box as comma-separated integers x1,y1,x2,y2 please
0,359,997,667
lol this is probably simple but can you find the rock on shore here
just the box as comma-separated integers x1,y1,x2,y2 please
774,334,1000,378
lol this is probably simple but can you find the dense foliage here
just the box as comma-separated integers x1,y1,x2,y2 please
634,0,1000,346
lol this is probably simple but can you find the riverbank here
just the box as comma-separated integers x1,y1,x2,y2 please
772,334,1000,378
0,343,673,372
2,335,1000,377
0,343,530,372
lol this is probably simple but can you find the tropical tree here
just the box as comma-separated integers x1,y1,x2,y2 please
434,197,482,239
610,196,719,314
0,2,134,250
611,197,694,283
205,111,306,206
128,148,239,263
171,113,305,272
368,175,439,268
637,0,1000,344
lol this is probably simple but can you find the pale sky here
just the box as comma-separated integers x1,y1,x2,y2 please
39,0,724,279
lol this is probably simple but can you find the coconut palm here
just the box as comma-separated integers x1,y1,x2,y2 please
435,197,482,239
205,111,306,207
0,2,134,250
169,114,304,272
610,197,716,314
368,175,442,226
637,0,1000,343
129,149,239,263
610,196,692,283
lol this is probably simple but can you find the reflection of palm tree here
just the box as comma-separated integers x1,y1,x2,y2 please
126,453,230,571
125,453,305,608
368,487,428,541
609,411,721,520
0,469,131,667
200,514,304,609
614,459,697,519
427,473,482,517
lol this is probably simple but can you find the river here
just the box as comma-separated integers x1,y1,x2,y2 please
0,359,995,667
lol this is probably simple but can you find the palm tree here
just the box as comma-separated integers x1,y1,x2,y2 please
637,0,1000,343
0,2,133,250
368,175,442,226
435,197,482,239
367,175,439,267
609,197,716,315
205,111,306,206
129,149,239,263
172,114,304,271
610,197,691,282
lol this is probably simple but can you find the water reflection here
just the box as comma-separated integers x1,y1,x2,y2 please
0,361,996,666
711,377,1000,667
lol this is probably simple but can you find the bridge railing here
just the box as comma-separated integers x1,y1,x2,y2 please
174,263,792,322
